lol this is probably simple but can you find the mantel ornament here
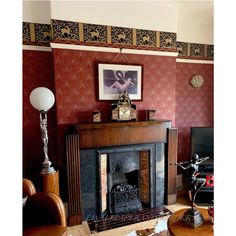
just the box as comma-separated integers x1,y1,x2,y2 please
111,91,136,121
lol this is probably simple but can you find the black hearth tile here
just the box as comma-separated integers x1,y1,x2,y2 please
87,207,172,233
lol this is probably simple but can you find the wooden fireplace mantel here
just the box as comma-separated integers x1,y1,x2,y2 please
72,120,172,149
66,120,178,226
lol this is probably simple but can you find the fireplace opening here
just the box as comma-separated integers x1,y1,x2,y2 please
79,143,165,220
98,148,157,216
107,152,142,214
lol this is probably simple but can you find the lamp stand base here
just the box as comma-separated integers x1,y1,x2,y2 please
41,166,56,175
182,208,204,228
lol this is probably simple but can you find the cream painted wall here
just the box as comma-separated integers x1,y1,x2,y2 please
177,1,213,44
22,0,214,44
50,1,177,32
23,0,51,24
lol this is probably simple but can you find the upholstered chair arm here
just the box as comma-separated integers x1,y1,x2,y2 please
24,192,67,227
23,178,36,197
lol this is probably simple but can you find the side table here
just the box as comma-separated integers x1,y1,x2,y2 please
168,208,213,236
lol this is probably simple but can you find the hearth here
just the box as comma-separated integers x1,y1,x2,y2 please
87,207,172,232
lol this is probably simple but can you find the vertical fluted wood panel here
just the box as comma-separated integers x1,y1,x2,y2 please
66,134,82,225
166,128,178,205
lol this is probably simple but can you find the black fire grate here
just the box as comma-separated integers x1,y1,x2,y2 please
109,185,142,214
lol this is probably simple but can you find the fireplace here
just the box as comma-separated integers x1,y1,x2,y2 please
65,121,178,226
79,143,165,219
106,151,142,215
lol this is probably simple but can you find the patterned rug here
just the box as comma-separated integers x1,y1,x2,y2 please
87,207,172,233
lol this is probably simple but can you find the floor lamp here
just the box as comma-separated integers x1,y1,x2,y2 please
30,87,56,174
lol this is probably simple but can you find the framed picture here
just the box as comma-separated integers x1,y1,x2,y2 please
98,63,142,100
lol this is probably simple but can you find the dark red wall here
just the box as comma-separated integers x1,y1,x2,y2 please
176,62,214,162
23,48,214,182
53,48,176,125
52,49,178,198
23,50,58,178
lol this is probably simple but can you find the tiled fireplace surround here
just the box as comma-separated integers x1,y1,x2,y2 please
80,143,164,219
65,121,178,226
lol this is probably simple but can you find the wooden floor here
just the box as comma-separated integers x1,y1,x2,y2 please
67,190,193,236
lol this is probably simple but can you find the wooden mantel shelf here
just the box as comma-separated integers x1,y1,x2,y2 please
73,120,172,130
71,120,172,149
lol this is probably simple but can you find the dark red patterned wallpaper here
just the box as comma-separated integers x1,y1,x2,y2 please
23,49,214,180
53,48,176,125
23,50,58,178
176,62,214,162
52,49,177,199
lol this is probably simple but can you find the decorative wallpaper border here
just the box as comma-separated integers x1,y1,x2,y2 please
23,22,51,47
23,19,213,59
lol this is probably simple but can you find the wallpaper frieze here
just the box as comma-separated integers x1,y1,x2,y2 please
23,22,31,41
176,42,188,56
35,23,51,42
136,29,156,47
52,19,79,40
23,22,51,46
111,26,133,45
207,45,214,58
83,23,107,43
190,43,205,57
22,19,213,60
160,32,176,48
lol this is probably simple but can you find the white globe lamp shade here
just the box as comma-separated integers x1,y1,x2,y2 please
30,87,55,111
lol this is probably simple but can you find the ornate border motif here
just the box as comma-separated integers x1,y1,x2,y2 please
136,29,156,47
207,45,214,58
35,23,51,42
83,23,107,43
52,19,79,40
23,22,31,42
22,19,213,60
190,43,205,57
176,42,188,56
111,26,133,45
160,32,176,49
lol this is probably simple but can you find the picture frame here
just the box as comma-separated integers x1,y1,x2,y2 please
98,63,142,100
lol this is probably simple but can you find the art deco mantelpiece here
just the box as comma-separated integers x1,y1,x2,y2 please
65,120,178,226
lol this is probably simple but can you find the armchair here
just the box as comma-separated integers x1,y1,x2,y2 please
23,178,36,197
23,179,68,236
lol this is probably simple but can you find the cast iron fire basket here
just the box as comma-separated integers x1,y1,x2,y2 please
108,184,142,214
